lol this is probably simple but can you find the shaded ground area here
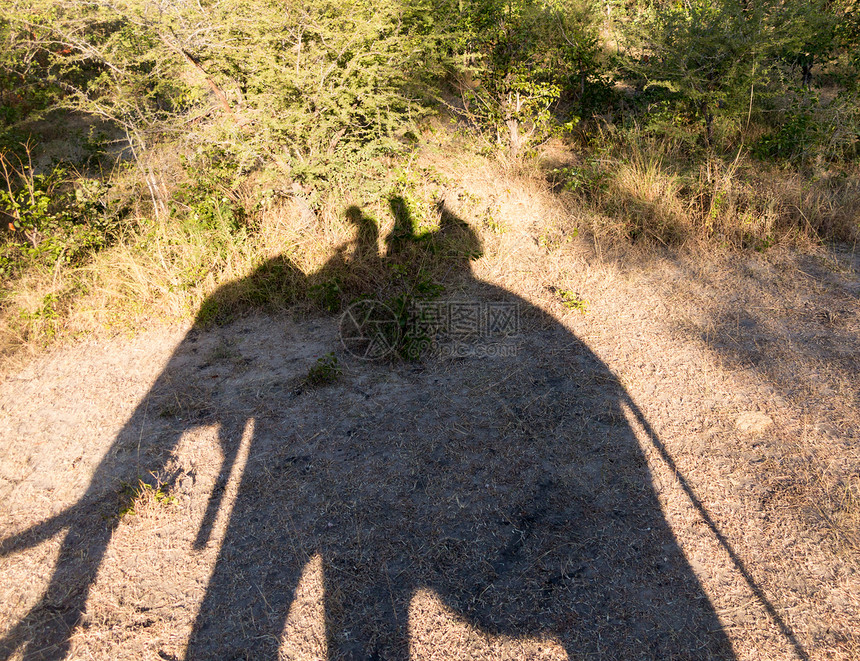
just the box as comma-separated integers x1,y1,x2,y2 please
0,305,736,659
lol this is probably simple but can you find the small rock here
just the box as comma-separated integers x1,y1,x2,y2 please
736,412,773,434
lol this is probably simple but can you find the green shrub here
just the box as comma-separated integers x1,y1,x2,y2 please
305,352,342,386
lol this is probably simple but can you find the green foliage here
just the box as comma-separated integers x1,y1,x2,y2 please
551,160,608,198
0,0,856,323
626,0,749,142
623,0,843,145
0,14,63,134
0,161,63,235
20,292,59,321
0,0,434,198
754,95,821,161
310,278,343,313
754,90,860,164
835,0,860,75
557,288,588,312
165,0,431,177
172,177,248,238
387,291,431,361
118,477,176,518
4,0,855,188
305,352,342,386
0,145,120,273
435,0,603,154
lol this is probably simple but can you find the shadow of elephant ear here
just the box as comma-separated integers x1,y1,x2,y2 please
194,255,307,327
433,197,483,262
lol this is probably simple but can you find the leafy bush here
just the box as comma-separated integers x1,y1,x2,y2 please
754,95,822,161
623,0,843,147
305,352,342,386
434,0,603,155
0,145,122,273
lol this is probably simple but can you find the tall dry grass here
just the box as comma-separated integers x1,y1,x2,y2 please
0,193,356,353
571,131,860,249
0,142,484,355
1,125,858,358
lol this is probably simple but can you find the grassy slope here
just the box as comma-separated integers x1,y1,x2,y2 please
2,114,858,358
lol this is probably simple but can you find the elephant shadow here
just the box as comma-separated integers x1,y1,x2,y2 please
0,197,735,660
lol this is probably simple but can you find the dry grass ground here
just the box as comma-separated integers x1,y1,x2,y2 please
0,132,858,660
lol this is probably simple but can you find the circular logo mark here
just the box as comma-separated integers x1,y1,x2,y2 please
339,300,400,360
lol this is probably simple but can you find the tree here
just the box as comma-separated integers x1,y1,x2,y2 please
433,0,602,155
0,0,434,192
625,0,844,146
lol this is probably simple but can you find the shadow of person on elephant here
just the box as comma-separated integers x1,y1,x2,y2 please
0,195,735,661
185,198,736,660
